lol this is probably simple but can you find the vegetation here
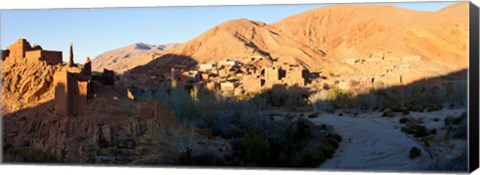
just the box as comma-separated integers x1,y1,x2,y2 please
149,82,342,167
409,147,421,159
3,144,65,163
242,132,271,166
145,75,466,167
399,117,409,124
401,124,436,138
307,112,320,118
308,81,467,113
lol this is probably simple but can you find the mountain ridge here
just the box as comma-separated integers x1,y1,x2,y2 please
92,42,178,73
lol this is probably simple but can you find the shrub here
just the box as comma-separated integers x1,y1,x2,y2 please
399,117,409,124
326,138,339,149
294,117,315,141
392,107,410,115
290,147,326,167
401,124,430,138
382,110,395,117
319,141,335,159
243,133,271,166
307,112,320,118
409,147,421,159
329,133,342,142
426,105,443,112
3,145,65,163
310,90,335,113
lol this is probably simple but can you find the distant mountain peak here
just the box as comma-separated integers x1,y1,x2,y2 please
133,42,154,50
92,42,178,73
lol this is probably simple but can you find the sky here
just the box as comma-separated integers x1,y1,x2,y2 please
0,1,457,63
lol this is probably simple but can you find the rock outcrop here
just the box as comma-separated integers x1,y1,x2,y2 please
1,58,61,114
2,40,182,164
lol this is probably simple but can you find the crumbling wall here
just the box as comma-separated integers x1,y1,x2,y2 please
54,70,69,116
54,69,90,117
40,50,63,65
4,38,33,65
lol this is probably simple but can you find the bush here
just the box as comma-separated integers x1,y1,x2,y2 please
329,133,342,143
426,105,443,112
409,147,421,159
382,110,395,117
326,138,339,149
399,117,409,124
310,90,335,113
307,112,320,119
290,147,326,167
319,141,335,159
392,107,410,115
401,124,430,138
243,133,271,166
3,145,65,163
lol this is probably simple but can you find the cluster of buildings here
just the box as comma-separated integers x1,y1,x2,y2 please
331,53,424,91
166,56,309,96
2,38,115,117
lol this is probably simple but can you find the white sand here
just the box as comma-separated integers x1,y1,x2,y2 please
310,114,432,171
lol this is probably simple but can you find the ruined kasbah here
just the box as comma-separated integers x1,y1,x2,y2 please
1,38,115,116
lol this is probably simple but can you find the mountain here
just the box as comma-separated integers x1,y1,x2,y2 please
92,42,177,74
271,2,469,72
164,18,329,71
127,2,468,79
122,2,468,85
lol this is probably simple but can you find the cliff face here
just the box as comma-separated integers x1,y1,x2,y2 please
3,98,177,163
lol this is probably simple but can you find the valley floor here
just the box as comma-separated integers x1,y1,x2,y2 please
309,109,466,171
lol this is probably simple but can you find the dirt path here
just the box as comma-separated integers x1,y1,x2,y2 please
310,114,432,171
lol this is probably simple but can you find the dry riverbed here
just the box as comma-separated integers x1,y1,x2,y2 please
308,109,467,171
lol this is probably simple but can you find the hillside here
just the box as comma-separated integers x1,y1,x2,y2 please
128,2,468,80
272,2,469,72
92,42,177,74
165,18,329,71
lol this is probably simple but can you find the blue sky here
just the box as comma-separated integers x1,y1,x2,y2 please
0,1,456,63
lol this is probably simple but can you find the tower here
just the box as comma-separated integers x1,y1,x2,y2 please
84,57,92,75
68,43,75,67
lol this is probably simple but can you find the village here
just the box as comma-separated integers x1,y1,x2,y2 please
1,38,431,111
120,51,427,101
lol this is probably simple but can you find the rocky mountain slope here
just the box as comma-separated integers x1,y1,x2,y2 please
271,2,469,72
1,59,61,114
1,57,182,163
127,2,468,78
165,19,329,71
92,43,177,74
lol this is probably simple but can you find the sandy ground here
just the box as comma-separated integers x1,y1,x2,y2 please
310,114,433,171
